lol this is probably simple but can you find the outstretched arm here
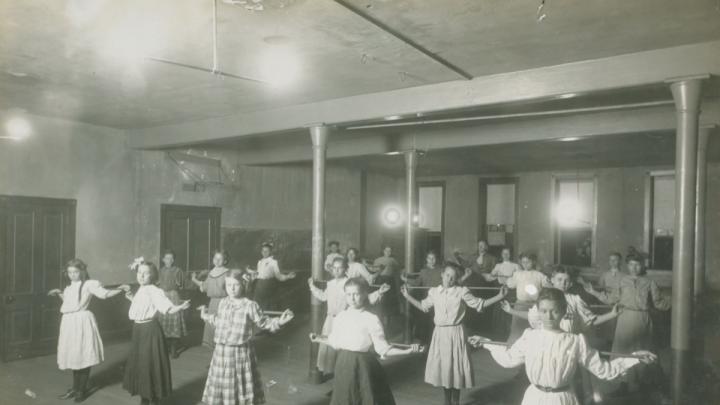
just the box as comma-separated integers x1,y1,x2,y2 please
500,300,529,319
592,304,621,327
400,285,429,312
482,286,509,308
47,289,64,301
308,278,327,301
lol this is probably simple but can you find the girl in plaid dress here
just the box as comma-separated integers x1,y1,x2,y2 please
200,270,294,405
157,250,187,358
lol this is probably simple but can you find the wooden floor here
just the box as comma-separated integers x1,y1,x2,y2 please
2,312,715,405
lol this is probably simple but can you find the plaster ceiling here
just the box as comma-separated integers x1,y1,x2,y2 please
1,0,719,130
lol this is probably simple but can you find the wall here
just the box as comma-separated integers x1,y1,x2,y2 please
362,171,404,257
0,113,365,284
421,163,720,290
134,149,363,268
0,113,136,285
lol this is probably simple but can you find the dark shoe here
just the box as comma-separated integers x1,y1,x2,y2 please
170,349,179,359
73,391,87,403
58,389,76,400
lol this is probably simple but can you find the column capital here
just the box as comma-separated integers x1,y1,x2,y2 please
309,125,331,148
669,77,707,114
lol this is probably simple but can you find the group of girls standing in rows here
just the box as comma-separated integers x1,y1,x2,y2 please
308,239,667,405
49,243,297,405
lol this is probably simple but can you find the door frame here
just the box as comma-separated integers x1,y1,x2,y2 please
0,195,76,362
417,181,446,259
478,177,520,255
159,203,221,270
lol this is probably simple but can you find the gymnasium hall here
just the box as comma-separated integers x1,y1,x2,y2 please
1,1,720,404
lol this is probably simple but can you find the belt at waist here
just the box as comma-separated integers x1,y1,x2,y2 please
623,307,648,312
134,319,154,324
533,384,571,393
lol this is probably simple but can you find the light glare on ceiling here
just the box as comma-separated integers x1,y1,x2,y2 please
3,117,32,140
259,45,300,87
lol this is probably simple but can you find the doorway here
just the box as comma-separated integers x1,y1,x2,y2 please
418,182,445,260
160,204,221,330
478,178,519,258
0,196,76,361
160,204,222,273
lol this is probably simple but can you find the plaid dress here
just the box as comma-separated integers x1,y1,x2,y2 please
202,297,281,405
157,266,187,338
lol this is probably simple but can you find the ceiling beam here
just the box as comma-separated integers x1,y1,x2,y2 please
333,0,473,80
128,40,720,149
229,100,720,165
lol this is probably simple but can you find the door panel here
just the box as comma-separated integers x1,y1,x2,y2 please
160,204,220,328
1,196,76,361
190,217,212,271
161,205,220,273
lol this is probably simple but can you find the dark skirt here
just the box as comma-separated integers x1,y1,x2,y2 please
123,320,172,399
331,350,396,405
374,275,399,316
253,279,276,310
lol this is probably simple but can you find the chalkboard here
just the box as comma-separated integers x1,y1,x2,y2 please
221,227,312,271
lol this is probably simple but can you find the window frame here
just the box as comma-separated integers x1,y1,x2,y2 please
551,173,598,267
643,170,675,271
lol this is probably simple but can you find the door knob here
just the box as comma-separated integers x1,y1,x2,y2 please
4,295,15,304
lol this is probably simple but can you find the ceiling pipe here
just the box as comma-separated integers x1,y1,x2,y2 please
333,0,473,80
145,0,268,84
212,0,218,73
344,100,675,130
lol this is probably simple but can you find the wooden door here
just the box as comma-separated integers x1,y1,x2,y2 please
0,196,76,361
160,204,221,274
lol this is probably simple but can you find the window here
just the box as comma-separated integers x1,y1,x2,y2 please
647,172,675,270
554,176,596,267
483,182,517,257
418,184,444,257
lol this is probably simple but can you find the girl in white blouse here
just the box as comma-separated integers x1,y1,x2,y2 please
48,258,130,403
246,243,296,310
470,288,656,405
308,257,389,377
310,277,422,405
123,261,190,405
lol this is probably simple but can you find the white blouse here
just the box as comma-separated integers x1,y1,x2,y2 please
256,257,281,280
506,270,551,302
128,285,173,321
60,280,112,314
490,261,521,284
347,262,374,285
527,293,597,334
309,277,383,316
327,307,391,356
487,329,639,405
